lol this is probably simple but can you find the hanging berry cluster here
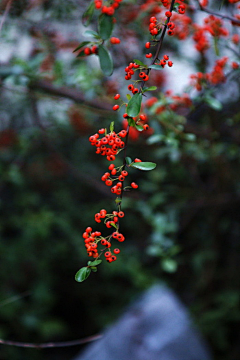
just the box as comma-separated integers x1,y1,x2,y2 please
74,0,184,282
74,0,240,282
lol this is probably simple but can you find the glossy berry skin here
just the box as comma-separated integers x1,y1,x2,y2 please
114,94,121,100
113,105,119,111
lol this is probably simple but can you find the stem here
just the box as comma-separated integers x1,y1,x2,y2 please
140,0,176,92
195,0,240,25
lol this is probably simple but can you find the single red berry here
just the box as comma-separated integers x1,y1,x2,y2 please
145,42,151,49
101,239,108,246
128,84,134,91
163,55,169,60
113,248,120,254
143,124,149,130
105,179,113,186
112,232,118,238
104,251,112,258
168,61,173,67
132,88,139,94
86,227,92,233
114,93,120,100
165,11,172,17
131,182,138,189
113,104,119,111
150,16,157,23
111,255,117,261
84,47,91,55
118,211,125,218
134,158,142,162
121,170,128,177
140,114,147,121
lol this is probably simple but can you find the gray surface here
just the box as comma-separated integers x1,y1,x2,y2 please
74,285,212,360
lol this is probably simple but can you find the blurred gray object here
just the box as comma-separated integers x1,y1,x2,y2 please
73,285,212,360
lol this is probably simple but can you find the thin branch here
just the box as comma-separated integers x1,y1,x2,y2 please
0,334,102,349
29,80,112,113
0,0,13,35
195,0,240,25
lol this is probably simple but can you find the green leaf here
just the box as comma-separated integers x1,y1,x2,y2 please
76,51,86,58
149,65,163,71
91,267,98,272
110,121,114,132
84,30,100,39
127,117,136,127
126,93,142,117
135,124,144,131
131,162,156,171
125,157,132,165
82,2,95,27
73,41,91,53
205,96,222,110
88,260,102,266
161,259,177,273
143,86,157,92
98,14,114,40
98,45,113,76
133,59,148,67
75,267,91,282
110,222,118,229
126,94,131,101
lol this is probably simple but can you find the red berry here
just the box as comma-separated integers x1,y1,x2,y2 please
145,42,151,49
165,11,172,17
113,104,119,111
113,248,120,254
114,94,121,100
131,182,138,189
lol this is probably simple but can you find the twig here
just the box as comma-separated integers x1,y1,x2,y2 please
195,0,240,25
0,0,13,35
0,334,102,349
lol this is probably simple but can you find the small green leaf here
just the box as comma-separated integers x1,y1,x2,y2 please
126,94,132,101
84,30,100,39
110,222,118,229
88,260,102,266
126,93,142,117
205,96,222,110
131,162,156,171
110,121,114,132
73,41,91,53
82,2,95,27
75,267,91,282
133,59,148,67
162,259,177,273
91,267,98,272
143,86,157,92
127,117,136,127
115,197,121,204
135,124,144,131
149,65,163,71
76,51,86,58
98,14,114,40
98,45,113,76
125,157,132,165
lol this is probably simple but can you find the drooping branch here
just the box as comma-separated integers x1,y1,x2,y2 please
0,334,102,349
195,0,240,25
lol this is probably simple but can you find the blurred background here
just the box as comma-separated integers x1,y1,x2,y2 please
0,0,240,359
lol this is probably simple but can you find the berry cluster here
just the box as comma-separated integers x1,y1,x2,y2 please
94,0,122,14
89,128,127,162
82,225,124,263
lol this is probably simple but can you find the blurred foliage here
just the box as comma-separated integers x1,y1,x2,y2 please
0,1,240,360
